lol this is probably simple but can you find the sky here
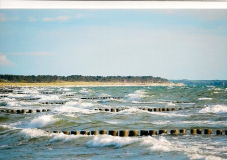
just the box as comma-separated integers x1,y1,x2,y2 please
0,10,227,80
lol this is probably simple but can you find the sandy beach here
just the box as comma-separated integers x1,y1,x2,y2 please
0,81,184,87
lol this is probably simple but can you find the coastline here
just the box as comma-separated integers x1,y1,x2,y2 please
0,82,185,87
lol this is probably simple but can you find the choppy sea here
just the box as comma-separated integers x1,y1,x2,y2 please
0,85,227,160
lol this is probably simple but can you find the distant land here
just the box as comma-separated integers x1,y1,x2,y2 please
0,75,168,83
0,74,186,87
0,75,226,87
170,80,227,86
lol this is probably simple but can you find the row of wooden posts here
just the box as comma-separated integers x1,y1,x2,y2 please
48,129,227,136
0,107,182,114
1,109,51,114
139,107,183,112
40,101,66,105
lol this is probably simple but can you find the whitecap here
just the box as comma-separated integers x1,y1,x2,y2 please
167,102,176,106
20,128,50,138
50,133,83,142
198,105,227,114
54,106,95,114
79,88,93,95
65,101,95,109
87,135,138,148
198,98,213,100
127,90,148,101
140,136,171,152
28,115,58,128
62,88,72,91
104,121,120,124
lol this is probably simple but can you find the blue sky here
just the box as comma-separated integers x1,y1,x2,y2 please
0,10,227,80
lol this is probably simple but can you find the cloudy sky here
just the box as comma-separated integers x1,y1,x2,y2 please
0,10,227,80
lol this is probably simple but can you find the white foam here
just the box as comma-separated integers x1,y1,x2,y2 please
79,88,93,95
62,88,72,91
198,98,213,100
119,108,187,117
50,133,83,142
54,106,95,114
37,95,60,101
119,108,142,114
65,101,95,109
132,101,155,104
100,93,111,97
0,124,17,130
6,101,21,107
104,121,120,124
127,90,148,101
28,115,58,128
140,136,171,152
140,137,223,160
198,105,227,114
87,135,139,148
167,102,176,106
20,128,50,138
214,88,222,91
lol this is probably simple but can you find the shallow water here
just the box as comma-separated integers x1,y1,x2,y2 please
0,85,227,159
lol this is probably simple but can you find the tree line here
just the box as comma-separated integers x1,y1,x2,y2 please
0,75,168,83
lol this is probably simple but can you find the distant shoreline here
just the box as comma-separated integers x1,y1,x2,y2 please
0,82,184,87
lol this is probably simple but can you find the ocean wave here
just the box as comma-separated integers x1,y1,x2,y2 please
140,137,222,160
127,90,148,101
140,136,171,152
20,128,50,138
167,102,176,106
50,133,83,142
119,108,187,117
86,135,139,148
61,88,72,91
37,95,61,101
53,106,95,114
131,101,155,104
28,115,58,128
79,88,93,95
104,121,121,124
214,88,223,91
6,101,22,107
65,101,95,109
198,98,213,100
198,105,227,114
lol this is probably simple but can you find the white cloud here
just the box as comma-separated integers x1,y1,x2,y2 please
29,17,37,22
0,54,14,66
55,16,71,22
9,52,52,56
0,13,7,22
42,16,73,22
42,17,54,22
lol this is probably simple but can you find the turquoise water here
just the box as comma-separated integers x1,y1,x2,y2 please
0,85,227,159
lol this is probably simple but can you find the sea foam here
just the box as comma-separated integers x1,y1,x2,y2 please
87,135,139,148
28,115,58,128
54,106,95,114
127,90,148,101
140,136,171,152
198,105,227,114
20,128,50,138
49,133,84,142
198,98,213,100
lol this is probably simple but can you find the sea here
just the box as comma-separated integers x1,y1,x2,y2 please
0,84,227,160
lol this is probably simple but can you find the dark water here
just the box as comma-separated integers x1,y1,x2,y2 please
0,85,227,159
